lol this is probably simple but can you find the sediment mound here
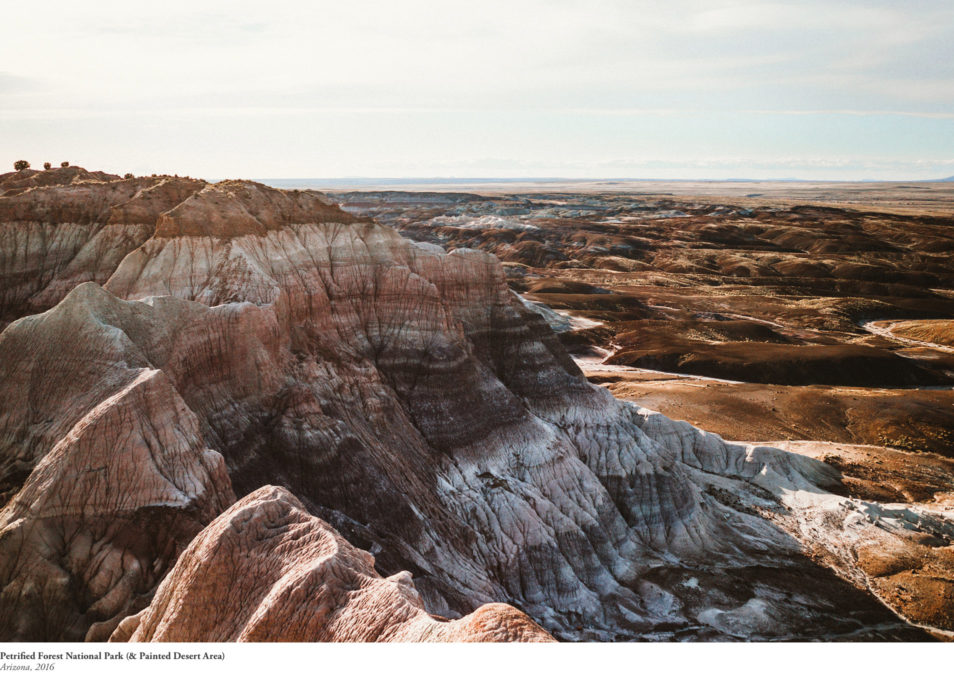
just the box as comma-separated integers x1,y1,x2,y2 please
886,320,954,348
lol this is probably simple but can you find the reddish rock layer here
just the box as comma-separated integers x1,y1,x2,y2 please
0,166,120,197
112,486,552,642
0,173,204,325
0,341,234,639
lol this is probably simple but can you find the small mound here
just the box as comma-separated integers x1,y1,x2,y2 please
525,278,610,295
887,319,954,347
0,166,120,196
155,181,360,238
527,292,651,321
612,341,951,387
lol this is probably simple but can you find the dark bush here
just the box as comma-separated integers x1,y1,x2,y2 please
43,162,52,170
14,160,30,171
124,173,134,179
60,161,69,167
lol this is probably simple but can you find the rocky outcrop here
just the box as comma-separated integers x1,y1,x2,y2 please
0,313,234,639
0,177,949,642
0,166,120,197
112,486,552,642
0,173,204,326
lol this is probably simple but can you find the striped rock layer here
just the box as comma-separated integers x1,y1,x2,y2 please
0,173,947,641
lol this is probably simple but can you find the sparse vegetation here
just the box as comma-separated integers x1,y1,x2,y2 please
60,161,69,168
14,160,30,171
43,162,52,170
124,173,134,179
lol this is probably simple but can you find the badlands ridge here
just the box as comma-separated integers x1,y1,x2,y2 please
0,168,951,641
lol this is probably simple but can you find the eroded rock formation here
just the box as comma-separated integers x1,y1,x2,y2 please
112,486,552,642
0,166,120,197
0,170,204,327
0,176,950,642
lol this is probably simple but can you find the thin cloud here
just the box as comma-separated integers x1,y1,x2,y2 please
0,72,40,94
2,1,952,179
743,109,954,120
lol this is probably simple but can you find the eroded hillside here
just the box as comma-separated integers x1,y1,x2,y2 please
1,169,952,642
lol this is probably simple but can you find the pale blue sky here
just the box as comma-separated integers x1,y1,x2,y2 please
2,0,953,179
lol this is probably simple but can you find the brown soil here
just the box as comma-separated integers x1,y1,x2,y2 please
601,377,954,461
888,320,954,347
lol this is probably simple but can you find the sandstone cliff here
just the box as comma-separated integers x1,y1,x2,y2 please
0,176,950,641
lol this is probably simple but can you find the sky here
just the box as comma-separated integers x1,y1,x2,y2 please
2,0,953,180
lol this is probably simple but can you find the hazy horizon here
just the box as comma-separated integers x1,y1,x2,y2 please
245,177,954,192
4,1,954,181
252,174,954,182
